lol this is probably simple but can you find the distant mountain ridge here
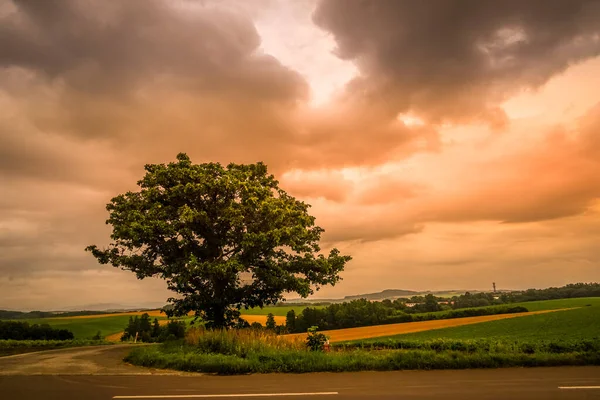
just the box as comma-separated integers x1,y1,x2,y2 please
343,289,419,301
285,288,494,303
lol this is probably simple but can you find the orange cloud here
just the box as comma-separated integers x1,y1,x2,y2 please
1,0,600,309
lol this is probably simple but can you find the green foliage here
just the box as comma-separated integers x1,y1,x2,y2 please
86,153,351,329
0,320,74,340
125,343,600,374
265,313,276,330
285,309,296,332
152,318,161,338
306,326,329,351
121,313,186,342
495,283,600,303
336,338,600,353
288,299,529,333
250,322,263,330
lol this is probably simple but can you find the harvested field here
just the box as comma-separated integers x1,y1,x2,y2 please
240,314,286,326
286,308,575,343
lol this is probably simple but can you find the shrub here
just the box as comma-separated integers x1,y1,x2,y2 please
306,326,328,352
265,313,276,330
250,322,263,330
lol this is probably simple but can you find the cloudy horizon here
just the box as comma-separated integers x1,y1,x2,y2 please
1,0,600,311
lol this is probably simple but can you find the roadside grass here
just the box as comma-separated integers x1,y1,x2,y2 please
125,340,600,374
360,304,600,343
124,324,600,374
0,339,112,356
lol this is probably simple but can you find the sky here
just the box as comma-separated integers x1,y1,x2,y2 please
1,0,600,310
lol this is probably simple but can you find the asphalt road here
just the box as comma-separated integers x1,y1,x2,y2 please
1,346,599,399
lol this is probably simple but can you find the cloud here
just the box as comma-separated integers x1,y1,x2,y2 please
1,0,600,308
313,0,600,127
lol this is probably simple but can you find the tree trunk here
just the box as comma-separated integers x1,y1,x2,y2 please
211,305,227,329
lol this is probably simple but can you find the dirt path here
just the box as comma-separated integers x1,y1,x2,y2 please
286,308,575,342
0,345,189,375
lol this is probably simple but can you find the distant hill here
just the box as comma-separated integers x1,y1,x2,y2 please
285,288,514,303
343,289,419,301
2,301,168,314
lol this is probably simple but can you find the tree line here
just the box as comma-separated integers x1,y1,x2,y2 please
283,299,528,333
281,282,598,333
120,313,186,342
0,321,74,340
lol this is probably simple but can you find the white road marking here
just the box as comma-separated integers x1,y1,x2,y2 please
113,392,339,399
558,386,600,390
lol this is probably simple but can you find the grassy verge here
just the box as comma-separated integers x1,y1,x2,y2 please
123,327,600,374
125,342,600,374
0,339,113,356
334,338,600,353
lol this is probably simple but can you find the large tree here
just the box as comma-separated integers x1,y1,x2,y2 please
86,153,351,328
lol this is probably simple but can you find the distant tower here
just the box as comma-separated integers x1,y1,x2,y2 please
493,282,497,293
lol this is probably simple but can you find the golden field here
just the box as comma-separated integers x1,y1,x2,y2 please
285,309,573,343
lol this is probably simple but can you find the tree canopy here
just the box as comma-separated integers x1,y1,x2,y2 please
86,153,351,328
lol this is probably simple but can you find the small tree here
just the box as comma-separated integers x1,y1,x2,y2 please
151,318,161,339
306,326,328,351
265,313,276,330
86,154,351,329
250,322,263,330
285,309,296,333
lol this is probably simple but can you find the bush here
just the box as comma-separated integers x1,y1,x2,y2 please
250,322,263,330
306,326,328,352
120,314,186,343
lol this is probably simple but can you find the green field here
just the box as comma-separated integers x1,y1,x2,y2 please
9,298,599,340
360,304,600,343
16,315,168,339
501,297,600,311
3,305,310,339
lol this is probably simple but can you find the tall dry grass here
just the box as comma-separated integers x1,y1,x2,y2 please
185,327,305,357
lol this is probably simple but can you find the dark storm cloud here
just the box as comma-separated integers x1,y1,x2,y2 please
313,0,600,127
1,0,302,99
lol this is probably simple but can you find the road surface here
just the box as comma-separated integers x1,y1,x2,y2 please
1,346,599,399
